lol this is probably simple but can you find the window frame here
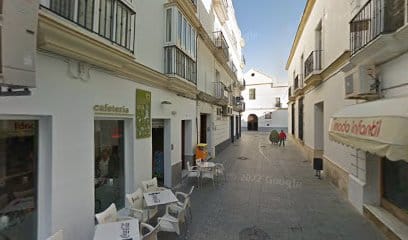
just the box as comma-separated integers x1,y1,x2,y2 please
249,88,256,100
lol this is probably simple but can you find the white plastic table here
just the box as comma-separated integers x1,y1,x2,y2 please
93,218,140,240
143,189,178,207
197,162,216,168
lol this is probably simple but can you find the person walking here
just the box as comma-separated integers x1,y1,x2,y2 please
278,130,287,147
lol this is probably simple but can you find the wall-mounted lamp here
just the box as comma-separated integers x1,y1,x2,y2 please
161,100,172,105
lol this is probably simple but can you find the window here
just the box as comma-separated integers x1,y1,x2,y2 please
383,159,408,211
191,29,196,58
166,8,172,42
177,11,182,45
275,97,281,108
94,120,125,213
181,18,186,49
0,120,38,239
99,0,113,39
249,88,256,100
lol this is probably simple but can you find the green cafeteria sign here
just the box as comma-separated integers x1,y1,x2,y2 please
136,89,151,139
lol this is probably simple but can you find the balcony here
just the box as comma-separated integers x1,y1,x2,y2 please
164,46,197,84
350,0,408,65
40,0,136,53
213,0,229,24
213,81,229,106
293,75,304,96
213,31,229,61
304,50,323,86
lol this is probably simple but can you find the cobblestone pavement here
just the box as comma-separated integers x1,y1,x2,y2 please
159,132,386,240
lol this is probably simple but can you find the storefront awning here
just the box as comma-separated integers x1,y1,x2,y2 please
329,97,408,161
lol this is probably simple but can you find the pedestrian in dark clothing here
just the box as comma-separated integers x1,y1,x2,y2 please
278,130,287,147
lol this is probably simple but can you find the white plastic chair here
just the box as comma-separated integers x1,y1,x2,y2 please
142,177,167,193
200,167,215,188
172,186,194,221
126,188,157,223
140,222,160,240
157,202,187,236
47,230,63,240
186,162,200,186
215,163,226,183
95,203,133,224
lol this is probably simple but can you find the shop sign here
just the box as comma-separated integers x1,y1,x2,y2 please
93,104,130,115
136,89,151,139
330,118,382,138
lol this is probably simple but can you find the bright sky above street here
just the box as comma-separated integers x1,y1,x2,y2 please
234,0,307,82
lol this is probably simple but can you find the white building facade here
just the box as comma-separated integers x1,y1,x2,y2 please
0,0,244,239
241,69,288,132
287,0,408,238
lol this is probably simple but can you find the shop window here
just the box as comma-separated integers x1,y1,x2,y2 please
0,120,38,239
94,120,125,213
383,159,408,211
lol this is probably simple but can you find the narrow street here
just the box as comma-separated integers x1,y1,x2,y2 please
163,132,386,240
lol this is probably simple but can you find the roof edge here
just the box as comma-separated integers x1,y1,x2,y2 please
285,0,316,70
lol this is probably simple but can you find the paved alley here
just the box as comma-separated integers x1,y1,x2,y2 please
161,132,386,240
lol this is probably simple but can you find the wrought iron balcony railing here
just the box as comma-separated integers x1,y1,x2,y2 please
304,50,322,79
213,31,229,60
350,0,406,55
42,0,136,53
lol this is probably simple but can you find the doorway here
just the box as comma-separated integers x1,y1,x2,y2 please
291,104,295,135
314,102,324,150
298,98,304,141
236,116,240,139
230,116,235,143
181,120,186,169
152,119,165,186
247,114,258,131
181,120,193,170
200,114,207,143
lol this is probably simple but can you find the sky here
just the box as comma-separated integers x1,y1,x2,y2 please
234,0,307,82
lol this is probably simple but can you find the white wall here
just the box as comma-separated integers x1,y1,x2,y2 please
287,0,351,87
0,53,196,240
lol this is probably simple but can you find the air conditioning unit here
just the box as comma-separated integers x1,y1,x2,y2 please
344,66,379,100
222,106,233,116
0,0,39,90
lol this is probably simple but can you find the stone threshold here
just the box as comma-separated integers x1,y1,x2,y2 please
364,204,408,240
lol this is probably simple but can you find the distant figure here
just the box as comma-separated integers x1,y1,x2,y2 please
278,130,287,147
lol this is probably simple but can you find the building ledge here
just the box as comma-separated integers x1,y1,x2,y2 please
304,72,322,87
38,10,135,72
364,204,408,240
167,76,198,99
